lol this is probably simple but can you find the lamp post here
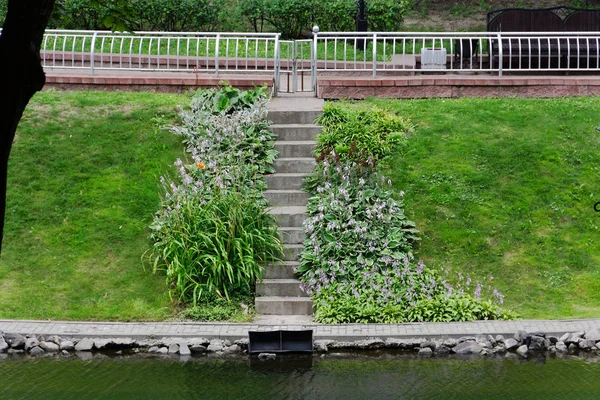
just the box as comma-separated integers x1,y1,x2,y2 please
356,0,367,50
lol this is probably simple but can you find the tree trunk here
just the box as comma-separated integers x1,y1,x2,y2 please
0,0,55,252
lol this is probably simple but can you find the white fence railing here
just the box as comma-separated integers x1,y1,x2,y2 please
312,31,600,77
36,30,282,74
1,29,599,89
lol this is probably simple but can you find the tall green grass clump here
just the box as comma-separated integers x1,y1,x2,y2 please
148,86,282,307
299,102,514,323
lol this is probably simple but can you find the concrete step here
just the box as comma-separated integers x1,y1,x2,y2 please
266,173,306,191
269,206,307,228
274,141,315,158
271,124,322,141
268,110,323,125
279,227,305,244
265,190,310,207
256,279,306,297
274,157,316,174
284,244,303,261
255,296,314,315
263,261,298,279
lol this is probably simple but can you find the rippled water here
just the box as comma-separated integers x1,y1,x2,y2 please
1,353,600,399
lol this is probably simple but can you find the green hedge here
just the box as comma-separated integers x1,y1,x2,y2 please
0,0,410,38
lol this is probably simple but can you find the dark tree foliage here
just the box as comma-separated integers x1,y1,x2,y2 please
0,0,56,252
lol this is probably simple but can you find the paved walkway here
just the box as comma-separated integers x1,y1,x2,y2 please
2,319,600,341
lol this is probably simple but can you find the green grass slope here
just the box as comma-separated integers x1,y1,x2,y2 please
0,90,187,321
371,97,600,319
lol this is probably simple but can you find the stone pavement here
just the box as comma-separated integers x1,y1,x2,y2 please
2,318,600,342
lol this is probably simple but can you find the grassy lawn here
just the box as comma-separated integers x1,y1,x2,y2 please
368,96,600,319
0,90,188,321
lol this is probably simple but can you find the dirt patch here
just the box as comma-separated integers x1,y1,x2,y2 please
404,0,599,31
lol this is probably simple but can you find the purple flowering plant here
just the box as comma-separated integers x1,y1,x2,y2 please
297,104,515,324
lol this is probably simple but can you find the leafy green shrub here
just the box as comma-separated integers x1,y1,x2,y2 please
366,0,411,32
50,0,233,31
316,101,414,164
179,289,254,322
0,0,7,27
148,87,282,306
299,102,514,324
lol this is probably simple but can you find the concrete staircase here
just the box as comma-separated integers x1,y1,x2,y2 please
255,96,324,318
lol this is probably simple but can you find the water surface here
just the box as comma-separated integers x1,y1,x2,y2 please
1,353,599,399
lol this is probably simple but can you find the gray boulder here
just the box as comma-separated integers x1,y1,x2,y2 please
222,345,240,354
559,333,571,343
74,338,94,352
452,341,483,355
487,335,497,346
503,338,519,351
493,346,506,355
168,344,180,354
355,338,385,349
555,341,568,353
578,339,595,350
418,347,433,356
442,338,458,348
529,336,545,351
258,353,276,360
188,338,211,347
148,346,160,354
0,337,8,353
514,330,529,344
234,338,249,350
39,341,59,352
420,341,436,350
207,339,226,353
516,345,528,357
157,347,169,354
93,339,114,350
29,346,45,355
437,345,451,355
495,335,505,343
60,341,75,352
314,340,332,353
385,338,406,349
178,344,191,356
189,344,207,354
458,336,477,343
4,333,25,349
585,329,600,342
566,332,584,345
24,337,40,351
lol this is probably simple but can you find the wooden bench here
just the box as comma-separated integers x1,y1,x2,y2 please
487,6,600,69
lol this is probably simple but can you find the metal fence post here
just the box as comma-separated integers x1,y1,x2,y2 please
215,33,220,76
497,32,503,77
372,33,377,77
312,27,319,95
90,31,98,76
274,34,281,96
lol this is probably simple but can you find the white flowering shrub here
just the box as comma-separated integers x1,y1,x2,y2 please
148,87,282,306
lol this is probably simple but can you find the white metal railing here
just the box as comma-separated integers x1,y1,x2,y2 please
2,29,599,91
35,30,281,76
312,31,600,77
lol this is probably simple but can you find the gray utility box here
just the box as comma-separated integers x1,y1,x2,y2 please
421,48,447,69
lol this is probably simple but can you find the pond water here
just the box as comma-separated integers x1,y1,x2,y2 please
1,353,600,399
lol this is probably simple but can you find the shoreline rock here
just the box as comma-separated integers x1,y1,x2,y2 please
2,329,600,359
